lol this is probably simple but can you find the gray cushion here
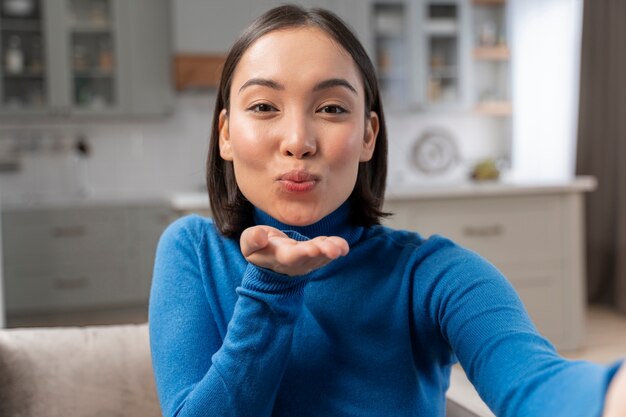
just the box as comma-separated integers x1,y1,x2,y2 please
0,323,161,417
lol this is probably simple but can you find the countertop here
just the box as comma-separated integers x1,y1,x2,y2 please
170,176,597,212
0,193,170,211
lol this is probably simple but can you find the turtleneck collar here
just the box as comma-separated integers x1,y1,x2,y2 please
252,202,365,246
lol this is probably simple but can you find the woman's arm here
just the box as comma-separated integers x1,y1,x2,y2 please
415,237,622,417
149,219,347,417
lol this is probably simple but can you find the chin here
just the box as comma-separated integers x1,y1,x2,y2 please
277,206,325,226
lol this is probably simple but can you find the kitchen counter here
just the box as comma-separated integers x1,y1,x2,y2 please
0,193,170,211
169,176,597,213
386,176,596,200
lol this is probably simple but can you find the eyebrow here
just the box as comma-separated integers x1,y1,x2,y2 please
313,78,357,95
238,78,284,94
238,77,357,95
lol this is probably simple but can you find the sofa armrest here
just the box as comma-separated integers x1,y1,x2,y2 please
0,323,161,417
446,366,496,417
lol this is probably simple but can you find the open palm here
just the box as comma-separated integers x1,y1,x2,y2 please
240,225,349,276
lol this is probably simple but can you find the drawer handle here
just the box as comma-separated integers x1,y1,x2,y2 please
54,277,89,290
462,224,504,237
51,225,86,238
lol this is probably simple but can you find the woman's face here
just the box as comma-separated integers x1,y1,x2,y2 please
219,27,379,226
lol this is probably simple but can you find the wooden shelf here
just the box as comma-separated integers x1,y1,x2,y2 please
473,45,510,60
473,101,512,116
472,0,506,5
174,54,226,90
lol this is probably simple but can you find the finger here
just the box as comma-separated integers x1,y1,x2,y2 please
328,236,350,257
240,226,269,257
313,236,349,258
275,240,320,265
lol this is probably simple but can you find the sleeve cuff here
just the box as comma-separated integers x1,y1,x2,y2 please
240,264,311,298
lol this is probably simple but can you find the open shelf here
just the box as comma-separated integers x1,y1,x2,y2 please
474,101,512,116
473,45,510,60
472,0,506,5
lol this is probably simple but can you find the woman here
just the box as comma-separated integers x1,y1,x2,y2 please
149,5,625,417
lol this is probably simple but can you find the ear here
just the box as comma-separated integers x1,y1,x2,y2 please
360,111,379,162
218,109,233,161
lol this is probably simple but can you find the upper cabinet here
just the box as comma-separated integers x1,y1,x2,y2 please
0,0,173,118
332,0,509,114
334,0,469,111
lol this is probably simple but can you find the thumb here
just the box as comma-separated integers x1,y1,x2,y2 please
240,226,270,257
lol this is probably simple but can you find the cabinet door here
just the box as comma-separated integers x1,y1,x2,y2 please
420,0,470,109
0,0,52,114
56,0,130,115
126,205,175,302
334,0,422,109
0,0,171,117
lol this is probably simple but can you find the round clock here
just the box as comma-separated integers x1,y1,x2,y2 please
411,129,459,175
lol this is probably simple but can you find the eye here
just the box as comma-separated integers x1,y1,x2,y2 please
248,103,277,113
318,105,348,114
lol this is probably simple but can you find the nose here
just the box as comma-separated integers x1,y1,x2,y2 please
279,111,316,159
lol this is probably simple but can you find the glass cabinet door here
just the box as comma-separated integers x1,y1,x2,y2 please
423,2,461,106
372,2,410,105
0,0,48,110
66,0,116,110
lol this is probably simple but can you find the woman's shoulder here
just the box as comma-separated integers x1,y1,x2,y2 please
158,214,225,249
370,224,495,273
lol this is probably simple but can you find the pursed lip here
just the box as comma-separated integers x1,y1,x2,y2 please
276,170,320,183
275,170,320,192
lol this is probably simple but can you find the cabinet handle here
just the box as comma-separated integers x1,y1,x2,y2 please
54,276,89,290
51,225,86,238
462,224,504,238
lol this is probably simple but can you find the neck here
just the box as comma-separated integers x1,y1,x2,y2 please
253,202,364,246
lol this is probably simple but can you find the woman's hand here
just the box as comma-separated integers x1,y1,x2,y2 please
240,225,349,276
603,363,626,417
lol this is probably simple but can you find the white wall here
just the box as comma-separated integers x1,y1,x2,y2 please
510,0,584,181
0,95,214,206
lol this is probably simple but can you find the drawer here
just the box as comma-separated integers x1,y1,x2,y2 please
513,279,565,348
126,205,175,243
4,263,133,313
2,207,128,267
385,195,563,269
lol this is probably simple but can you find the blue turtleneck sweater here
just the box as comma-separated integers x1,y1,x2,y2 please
149,204,620,417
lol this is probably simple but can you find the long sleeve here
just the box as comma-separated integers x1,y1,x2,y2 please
148,218,309,417
413,236,622,417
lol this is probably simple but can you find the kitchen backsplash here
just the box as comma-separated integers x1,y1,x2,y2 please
0,94,506,207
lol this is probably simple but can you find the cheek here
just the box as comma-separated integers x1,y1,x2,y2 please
325,123,365,168
228,116,273,167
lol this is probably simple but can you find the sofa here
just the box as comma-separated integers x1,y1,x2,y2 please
0,323,493,417
0,323,161,417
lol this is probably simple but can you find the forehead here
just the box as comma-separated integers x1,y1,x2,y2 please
231,27,362,91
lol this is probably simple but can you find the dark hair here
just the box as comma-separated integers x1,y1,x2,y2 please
207,4,388,237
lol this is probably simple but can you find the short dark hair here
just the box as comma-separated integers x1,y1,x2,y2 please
207,4,389,237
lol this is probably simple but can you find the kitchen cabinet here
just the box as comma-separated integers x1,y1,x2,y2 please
383,182,591,351
332,0,471,111
0,0,172,118
172,0,333,90
173,0,334,54
1,202,175,315
332,0,510,114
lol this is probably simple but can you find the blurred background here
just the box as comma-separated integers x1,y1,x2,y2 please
0,0,624,362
